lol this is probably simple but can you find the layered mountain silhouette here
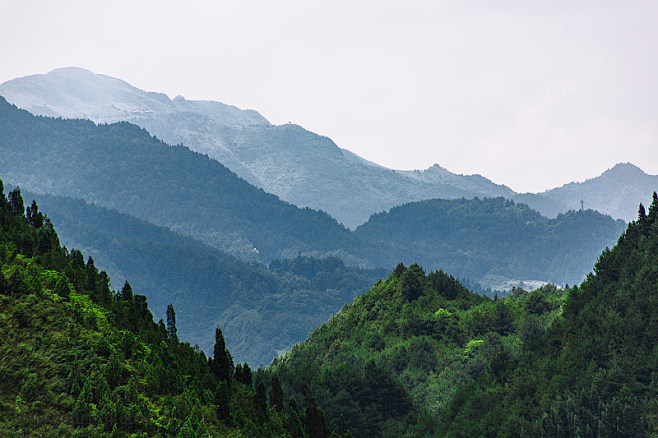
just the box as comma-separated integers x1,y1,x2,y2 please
1,67,520,229
0,96,627,289
516,162,658,222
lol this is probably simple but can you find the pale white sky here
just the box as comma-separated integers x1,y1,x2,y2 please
1,0,657,192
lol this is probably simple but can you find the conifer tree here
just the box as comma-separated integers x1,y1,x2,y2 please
120,281,133,301
242,362,252,387
270,375,283,413
166,303,177,340
234,363,243,383
8,187,24,216
254,374,268,424
26,200,44,227
212,326,232,385
303,385,331,438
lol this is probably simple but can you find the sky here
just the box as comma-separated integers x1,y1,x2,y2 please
1,0,657,193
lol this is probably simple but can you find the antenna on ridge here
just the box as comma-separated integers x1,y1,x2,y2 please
580,200,584,211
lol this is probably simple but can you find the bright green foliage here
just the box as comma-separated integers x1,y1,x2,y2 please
270,265,565,437
439,193,658,437
0,177,297,437
18,189,386,365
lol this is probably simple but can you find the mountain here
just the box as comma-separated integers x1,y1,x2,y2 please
7,187,384,366
353,197,627,289
0,67,516,229
518,162,658,223
269,264,567,438
0,96,355,263
270,194,658,438
440,193,658,436
0,96,630,291
0,180,317,438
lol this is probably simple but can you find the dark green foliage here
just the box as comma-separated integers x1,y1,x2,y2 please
271,267,565,437
270,374,284,412
17,189,385,365
254,374,268,424
0,177,292,437
166,303,177,340
440,195,658,436
241,362,253,387
303,385,331,438
354,197,626,286
212,326,232,385
401,263,425,300
119,280,132,301
8,186,23,215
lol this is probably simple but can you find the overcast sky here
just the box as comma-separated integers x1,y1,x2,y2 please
1,0,657,192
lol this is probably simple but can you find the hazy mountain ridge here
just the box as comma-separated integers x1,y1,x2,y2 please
3,68,653,228
10,186,385,366
0,67,522,229
540,162,658,222
0,96,356,264
0,96,627,293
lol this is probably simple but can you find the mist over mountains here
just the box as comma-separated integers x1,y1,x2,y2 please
9,67,647,228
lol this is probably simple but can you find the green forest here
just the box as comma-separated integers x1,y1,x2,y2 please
0,178,355,436
1,93,657,437
271,194,658,437
10,189,386,366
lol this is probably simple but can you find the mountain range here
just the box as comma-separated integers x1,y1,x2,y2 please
0,96,626,289
5,67,654,228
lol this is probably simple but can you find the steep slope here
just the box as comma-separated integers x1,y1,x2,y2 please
353,197,627,289
15,188,384,366
270,264,567,438
1,67,514,228
440,194,658,436
0,180,297,437
0,96,354,262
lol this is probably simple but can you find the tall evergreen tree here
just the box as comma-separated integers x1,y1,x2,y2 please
254,374,268,424
303,385,331,438
8,187,24,216
212,326,231,385
166,303,177,340
120,280,133,301
270,375,283,413
242,362,252,387
26,200,44,227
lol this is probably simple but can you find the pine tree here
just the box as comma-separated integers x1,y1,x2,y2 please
212,326,231,385
8,187,24,216
120,281,133,301
242,362,252,387
270,375,283,413
166,303,177,340
26,200,44,228
254,374,268,424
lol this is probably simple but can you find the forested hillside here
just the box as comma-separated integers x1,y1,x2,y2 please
270,195,658,438
270,264,567,438
439,194,658,436
354,197,626,287
14,189,385,366
0,97,354,263
0,178,341,437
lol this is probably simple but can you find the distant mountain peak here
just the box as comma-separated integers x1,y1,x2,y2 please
604,162,646,176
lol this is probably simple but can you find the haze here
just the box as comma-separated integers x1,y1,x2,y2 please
1,0,657,192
